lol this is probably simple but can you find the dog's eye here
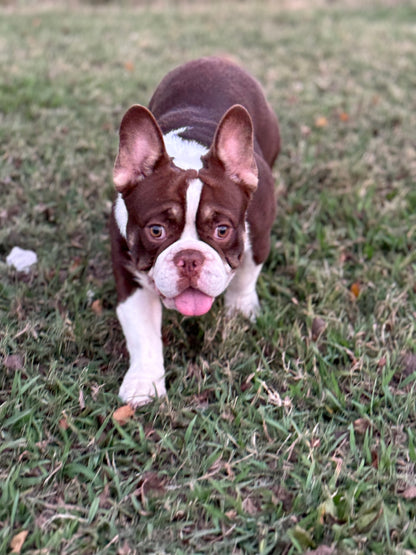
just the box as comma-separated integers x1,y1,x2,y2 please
148,225,165,239
215,225,230,239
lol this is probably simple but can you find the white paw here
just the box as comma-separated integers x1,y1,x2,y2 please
224,289,260,322
119,368,166,407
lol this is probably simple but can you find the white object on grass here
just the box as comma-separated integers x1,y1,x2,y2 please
6,247,38,273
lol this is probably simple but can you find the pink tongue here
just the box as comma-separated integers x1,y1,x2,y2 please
174,288,214,316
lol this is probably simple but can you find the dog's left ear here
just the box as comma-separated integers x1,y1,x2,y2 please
203,104,258,193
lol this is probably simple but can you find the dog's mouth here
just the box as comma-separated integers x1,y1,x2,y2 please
174,287,214,316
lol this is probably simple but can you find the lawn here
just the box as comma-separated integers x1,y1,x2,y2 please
0,1,415,553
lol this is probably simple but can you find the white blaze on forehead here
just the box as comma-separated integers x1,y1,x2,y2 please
163,128,207,170
163,128,208,241
181,179,203,240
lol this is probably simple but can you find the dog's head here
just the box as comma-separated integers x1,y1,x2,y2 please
113,104,258,316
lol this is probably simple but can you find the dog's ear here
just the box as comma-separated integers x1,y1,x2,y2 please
203,104,258,193
113,105,169,193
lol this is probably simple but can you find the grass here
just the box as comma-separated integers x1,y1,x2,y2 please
0,0,415,553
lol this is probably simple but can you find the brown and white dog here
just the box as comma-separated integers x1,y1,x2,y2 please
110,57,280,406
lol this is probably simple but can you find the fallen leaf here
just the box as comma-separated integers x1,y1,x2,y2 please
400,486,416,499
10,530,29,553
59,417,69,430
350,282,361,298
91,299,103,315
242,496,260,515
113,404,135,425
315,115,328,128
377,356,387,369
3,354,24,371
353,418,371,435
311,317,326,341
139,471,166,497
400,353,416,376
69,257,82,273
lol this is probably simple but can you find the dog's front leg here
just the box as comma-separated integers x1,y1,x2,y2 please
225,249,263,321
116,287,166,406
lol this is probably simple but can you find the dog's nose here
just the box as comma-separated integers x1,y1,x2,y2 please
174,249,205,276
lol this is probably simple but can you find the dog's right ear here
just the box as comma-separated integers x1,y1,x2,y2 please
113,105,169,193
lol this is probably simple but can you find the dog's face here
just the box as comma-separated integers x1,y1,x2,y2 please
113,105,258,316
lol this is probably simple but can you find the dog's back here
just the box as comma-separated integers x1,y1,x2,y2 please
149,57,280,167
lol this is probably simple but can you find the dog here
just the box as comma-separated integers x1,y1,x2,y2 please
110,57,280,406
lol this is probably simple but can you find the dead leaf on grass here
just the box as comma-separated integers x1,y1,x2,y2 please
242,496,261,515
315,115,328,128
350,281,361,298
139,471,166,498
69,257,82,273
377,356,387,369
113,404,135,425
10,530,29,553
400,352,416,377
91,299,103,315
58,416,69,430
3,354,24,371
400,486,416,499
225,509,237,520
311,317,326,341
353,418,372,435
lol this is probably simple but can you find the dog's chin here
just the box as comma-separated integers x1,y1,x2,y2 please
162,287,215,316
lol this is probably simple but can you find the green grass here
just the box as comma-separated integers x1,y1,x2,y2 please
1,1,415,553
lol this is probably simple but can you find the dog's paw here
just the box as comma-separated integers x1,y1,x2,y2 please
224,289,260,322
119,369,166,407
